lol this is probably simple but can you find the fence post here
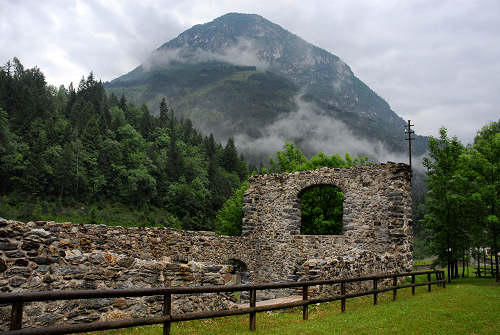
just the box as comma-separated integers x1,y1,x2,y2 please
302,285,309,320
340,282,346,312
427,273,431,292
10,301,23,330
249,289,256,331
392,276,397,301
373,279,378,305
411,274,415,295
163,293,171,335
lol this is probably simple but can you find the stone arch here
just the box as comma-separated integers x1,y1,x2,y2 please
291,173,349,200
225,258,250,302
296,182,346,198
226,258,248,274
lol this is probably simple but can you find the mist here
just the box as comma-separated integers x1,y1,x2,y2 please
234,93,422,167
138,37,424,170
143,37,270,71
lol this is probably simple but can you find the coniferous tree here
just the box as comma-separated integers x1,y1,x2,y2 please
204,133,217,159
119,94,127,111
139,104,154,140
159,97,169,128
108,92,119,108
166,116,183,182
222,137,238,172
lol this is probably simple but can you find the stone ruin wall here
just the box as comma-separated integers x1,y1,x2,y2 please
242,162,413,284
0,162,412,330
0,221,240,330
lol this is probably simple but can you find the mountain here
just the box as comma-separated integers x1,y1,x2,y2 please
105,13,427,163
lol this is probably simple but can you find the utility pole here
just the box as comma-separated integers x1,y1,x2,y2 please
405,120,414,171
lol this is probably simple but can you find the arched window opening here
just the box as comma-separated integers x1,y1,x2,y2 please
226,259,250,303
227,259,248,275
300,185,344,235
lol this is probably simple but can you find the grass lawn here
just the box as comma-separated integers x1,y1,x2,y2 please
90,277,499,335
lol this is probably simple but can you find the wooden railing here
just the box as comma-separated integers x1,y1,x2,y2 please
412,264,436,271
0,270,445,335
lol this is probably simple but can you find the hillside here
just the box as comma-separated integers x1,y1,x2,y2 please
106,13,428,163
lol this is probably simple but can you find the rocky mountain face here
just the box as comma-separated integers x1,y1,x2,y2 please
106,13,427,163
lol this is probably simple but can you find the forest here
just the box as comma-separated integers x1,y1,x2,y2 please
0,58,248,231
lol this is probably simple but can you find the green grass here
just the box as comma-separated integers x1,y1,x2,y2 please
413,259,435,266
89,278,499,335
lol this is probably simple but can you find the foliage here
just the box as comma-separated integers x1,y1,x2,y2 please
300,185,344,235
215,181,249,236
269,141,370,173
0,59,248,230
422,128,465,269
422,123,499,280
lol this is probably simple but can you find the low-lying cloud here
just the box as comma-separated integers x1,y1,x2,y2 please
143,37,269,71
234,93,423,168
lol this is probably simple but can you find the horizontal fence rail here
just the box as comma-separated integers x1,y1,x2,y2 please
1,270,445,335
412,264,436,270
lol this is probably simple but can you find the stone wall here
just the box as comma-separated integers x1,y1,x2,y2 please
0,162,412,330
0,220,239,330
241,162,413,284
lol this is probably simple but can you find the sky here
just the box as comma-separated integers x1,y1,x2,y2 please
1,0,499,144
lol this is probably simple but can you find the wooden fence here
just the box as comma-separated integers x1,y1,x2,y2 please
0,270,445,335
412,264,436,271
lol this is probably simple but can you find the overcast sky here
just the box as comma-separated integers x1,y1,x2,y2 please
1,0,499,143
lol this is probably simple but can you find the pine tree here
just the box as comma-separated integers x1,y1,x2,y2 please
119,94,127,111
166,121,183,182
222,137,238,172
205,133,217,159
159,97,169,128
139,104,154,140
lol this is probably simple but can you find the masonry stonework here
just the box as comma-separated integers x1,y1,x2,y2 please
0,162,412,329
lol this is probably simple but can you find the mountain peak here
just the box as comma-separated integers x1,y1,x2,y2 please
215,12,264,21
107,13,428,162
204,12,275,30
158,12,287,52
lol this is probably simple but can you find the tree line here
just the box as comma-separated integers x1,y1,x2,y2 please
421,124,500,282
0,58,248,230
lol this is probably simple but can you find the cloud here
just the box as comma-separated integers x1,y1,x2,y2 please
143,37,269,71
0,0,184,86
234,93,413,164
